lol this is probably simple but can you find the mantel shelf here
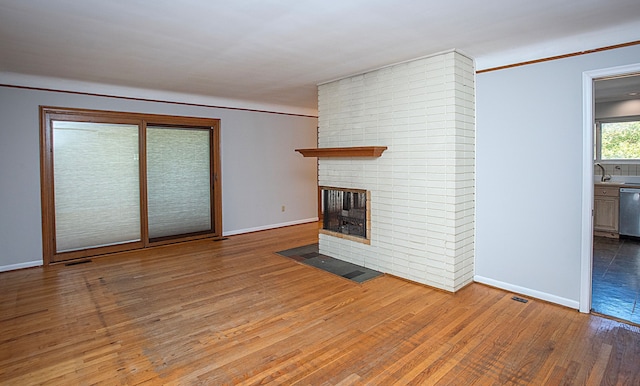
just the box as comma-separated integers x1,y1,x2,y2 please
295,146,387,158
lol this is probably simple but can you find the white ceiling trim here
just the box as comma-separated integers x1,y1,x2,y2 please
475,20,640,71
0,72,318,117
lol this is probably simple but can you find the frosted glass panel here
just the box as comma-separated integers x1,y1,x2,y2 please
53,121,141,252
147,127,211,239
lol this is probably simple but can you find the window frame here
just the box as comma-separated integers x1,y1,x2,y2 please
594,115,640,163
40,106,222,264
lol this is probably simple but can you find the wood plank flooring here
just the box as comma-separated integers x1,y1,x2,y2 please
1,222,639,385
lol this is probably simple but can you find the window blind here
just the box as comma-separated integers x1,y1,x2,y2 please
53,121,141,252
146,127,211,239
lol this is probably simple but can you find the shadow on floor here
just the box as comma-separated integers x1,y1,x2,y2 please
276,243,382,284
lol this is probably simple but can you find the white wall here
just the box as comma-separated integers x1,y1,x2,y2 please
475,44,640,309
317,51,475,292
0,86,318,270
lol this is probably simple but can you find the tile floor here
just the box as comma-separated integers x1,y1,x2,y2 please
592,236,640,324
276,243,382,284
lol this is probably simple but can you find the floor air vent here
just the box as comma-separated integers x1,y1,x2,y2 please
64,259,92,266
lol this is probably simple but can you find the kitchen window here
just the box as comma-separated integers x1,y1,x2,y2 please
594,117,640,161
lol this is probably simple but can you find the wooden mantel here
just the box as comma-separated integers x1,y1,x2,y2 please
295,146,387,158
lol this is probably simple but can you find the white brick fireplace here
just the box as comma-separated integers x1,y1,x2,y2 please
317,50,475,292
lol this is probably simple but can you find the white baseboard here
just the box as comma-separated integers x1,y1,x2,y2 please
0,219,319,271
223,217,318,237
0,260,42,272
474,275,580,310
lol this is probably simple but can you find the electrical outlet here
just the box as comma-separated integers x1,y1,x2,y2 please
281,205,285,212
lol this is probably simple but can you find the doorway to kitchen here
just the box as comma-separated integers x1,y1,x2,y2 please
583,65,640,324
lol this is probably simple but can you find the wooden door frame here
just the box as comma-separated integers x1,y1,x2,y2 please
39,106,222,264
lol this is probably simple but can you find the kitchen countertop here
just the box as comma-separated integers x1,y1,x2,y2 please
594,181,627,187
594,175,640,186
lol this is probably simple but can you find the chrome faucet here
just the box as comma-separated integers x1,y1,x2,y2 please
595,163,611,182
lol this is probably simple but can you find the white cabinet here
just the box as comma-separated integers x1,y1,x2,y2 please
594,185,619,237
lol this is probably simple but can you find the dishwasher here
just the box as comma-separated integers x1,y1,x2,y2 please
619,187,640,237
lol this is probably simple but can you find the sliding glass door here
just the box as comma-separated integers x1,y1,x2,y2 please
40,107,222,264
146,126,212,241
52,121,143,253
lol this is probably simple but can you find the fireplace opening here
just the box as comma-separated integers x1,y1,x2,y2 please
321,187,368,239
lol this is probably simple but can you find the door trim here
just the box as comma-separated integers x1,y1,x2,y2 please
580,63,640,313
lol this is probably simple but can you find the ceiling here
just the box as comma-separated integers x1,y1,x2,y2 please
1,0,640,112
595,73,640,103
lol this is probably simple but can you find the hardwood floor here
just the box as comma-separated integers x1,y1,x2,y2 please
1,222,639,385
